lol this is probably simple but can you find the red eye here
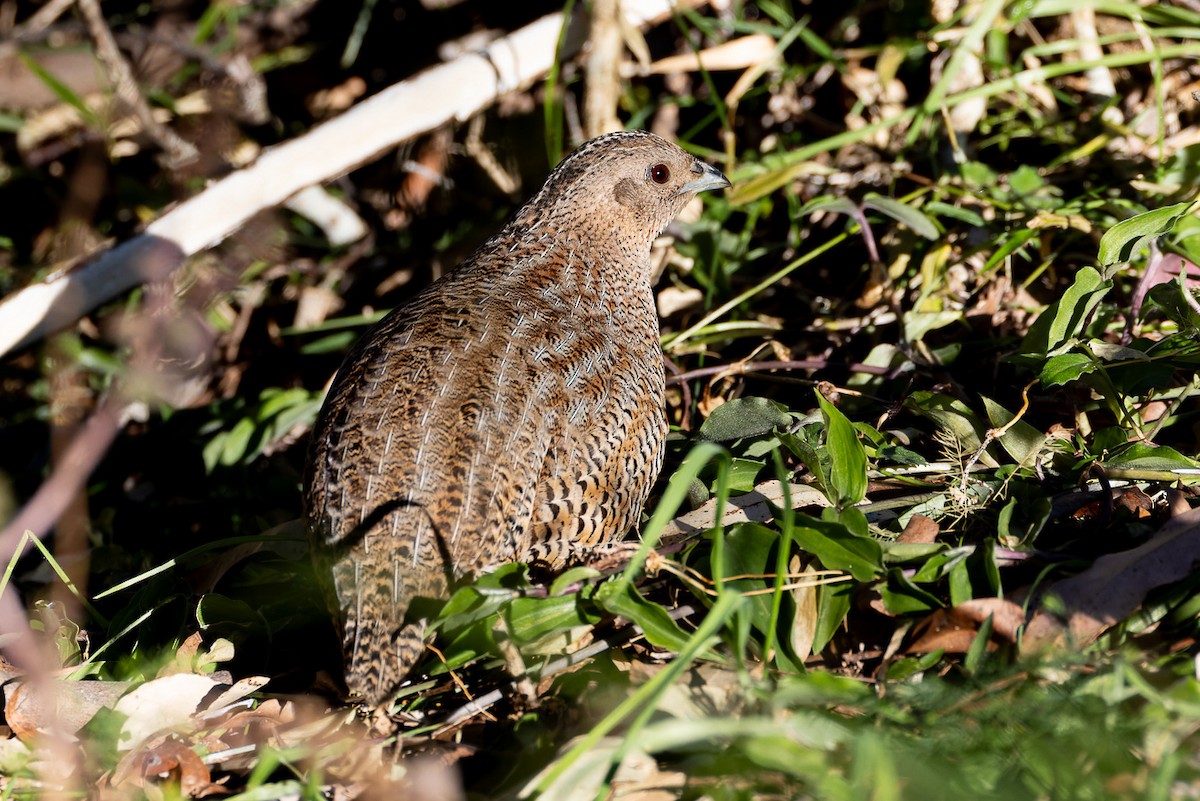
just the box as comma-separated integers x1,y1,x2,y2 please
650,164,670,184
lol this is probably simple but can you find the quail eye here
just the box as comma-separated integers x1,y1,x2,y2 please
650,163,671,184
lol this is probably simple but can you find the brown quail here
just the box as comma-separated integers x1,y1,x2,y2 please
304,130,730,705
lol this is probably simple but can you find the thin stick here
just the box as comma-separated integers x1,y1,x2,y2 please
75,0,198,167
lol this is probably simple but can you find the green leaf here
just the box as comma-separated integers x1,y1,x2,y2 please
16,52,100,127
862,193,940,240
595,582,693,654
549,566,601,596
718,523,781,637
1104,444,1199,472
1018,266,1111,357
811,579,853,655
1098,202,1192,266
799,195,859,218
816,392,867,507
728,457,765,493
1008,164,1045,195
778,428,831,501
924,200,985,228
507,595,597,643
699,396,793,442
903,309,964,345
905,392,993,464
1040,352,1097,387
1146,282,1200,330
980,396,1046,467
879,569,943,615
196,593,265,634
962,613,993,676
793,514,882,582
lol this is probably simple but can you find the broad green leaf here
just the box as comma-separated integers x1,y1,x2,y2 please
1098,202,1192,266
882,542,947,566
887,650,944,681
718,523,780,637
793,514,882,582
1104,443,1199,472
699,396,792,442
1019,266,1111,357
507,595,597,643
879,569,943,615
779,428,831,501
196,593,264,633
434,563,528,627
549,566,601,596
905,392,994,465
902,309,963,345
1008,164,1045,195
909,548,971,583
219,417,256,467
962,613,994,676
1040,352,1096,386
981,395,1046,467
924,200,985,228
595,582,692,654
728,457,765,493
863,193,939,240
816,392,867,507
799,195,859,217
811,579,854,655
1146,282,1200,330
997,494,1051,545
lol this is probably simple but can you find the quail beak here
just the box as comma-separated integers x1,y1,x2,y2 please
677,161,731,196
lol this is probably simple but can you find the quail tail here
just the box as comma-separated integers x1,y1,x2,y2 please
323,506,452,705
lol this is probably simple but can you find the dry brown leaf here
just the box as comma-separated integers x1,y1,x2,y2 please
790,557,819,661
897,513,940,544
4,678,131,741
110,736,226,798
955,598,1025,643
905,608,982,655
1024,503,1200,650
203,676,270,713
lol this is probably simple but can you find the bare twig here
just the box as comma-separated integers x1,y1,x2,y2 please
8,0,75,42
75,0,199,167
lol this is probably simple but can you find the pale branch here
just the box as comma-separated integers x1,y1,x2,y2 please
0,0,709,361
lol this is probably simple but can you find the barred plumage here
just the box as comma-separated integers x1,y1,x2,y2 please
304,131,729,705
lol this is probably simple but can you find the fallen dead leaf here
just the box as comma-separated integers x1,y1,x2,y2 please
110,735,226,798
897,514,940,544
906,607,989,655
1024,503,1200,650
954,597,1026,643
4,678,132,741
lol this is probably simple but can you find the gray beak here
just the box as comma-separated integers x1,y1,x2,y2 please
677,160,731,196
